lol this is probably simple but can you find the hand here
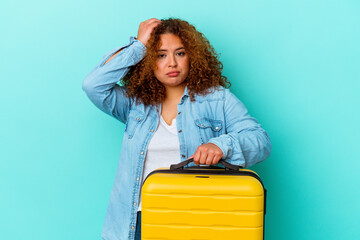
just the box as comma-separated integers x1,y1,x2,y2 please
137,18,162,47
188,143,224,166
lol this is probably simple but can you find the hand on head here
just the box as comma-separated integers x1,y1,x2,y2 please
137,18,162,47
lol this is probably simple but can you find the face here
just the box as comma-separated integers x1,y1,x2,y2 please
153,33,189,90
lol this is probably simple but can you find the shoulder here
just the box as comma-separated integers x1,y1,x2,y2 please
193,86,239,103
193,86,225,102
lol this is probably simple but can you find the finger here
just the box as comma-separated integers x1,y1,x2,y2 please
144,19,161,28
199,150,207,165
151,19,162,25
208,143,224,160
192,151,200,165
150,20,162,27
145,18,161,23
139,18,160,30
141,18,156,25
149,21,161,30
212,154,222,165
205,152,216,166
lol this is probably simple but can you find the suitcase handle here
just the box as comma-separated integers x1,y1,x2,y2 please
170,158,241,171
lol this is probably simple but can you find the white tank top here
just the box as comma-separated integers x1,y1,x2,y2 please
137,115,181,211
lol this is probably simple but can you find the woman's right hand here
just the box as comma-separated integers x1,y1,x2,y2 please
137,18,162,47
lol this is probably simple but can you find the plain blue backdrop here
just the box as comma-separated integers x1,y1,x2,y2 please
1,0,359,239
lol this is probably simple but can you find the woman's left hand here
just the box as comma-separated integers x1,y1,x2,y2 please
189,143,224,166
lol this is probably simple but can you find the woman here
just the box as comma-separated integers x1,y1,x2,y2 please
82,18,271,240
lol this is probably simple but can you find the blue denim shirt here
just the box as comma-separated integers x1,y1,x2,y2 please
82,36,271,240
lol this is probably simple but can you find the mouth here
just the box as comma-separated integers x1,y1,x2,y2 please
167,71,180,77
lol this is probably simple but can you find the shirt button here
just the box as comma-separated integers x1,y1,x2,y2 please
178,130,182,133
136,117,140,121
136,177,140,181
134,202,137,206
178,112,181,115
141,151,144,155
150,129,154,132
131,226,135,229
182,154,185,158
215,127,219,130
200,124,204,127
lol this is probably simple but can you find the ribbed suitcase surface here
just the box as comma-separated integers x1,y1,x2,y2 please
141,163,266,240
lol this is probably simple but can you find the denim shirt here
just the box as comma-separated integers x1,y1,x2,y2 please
82,36,272,240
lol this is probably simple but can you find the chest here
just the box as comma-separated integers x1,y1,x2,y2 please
125,98,226,144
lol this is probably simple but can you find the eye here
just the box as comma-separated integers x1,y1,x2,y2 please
177,51,186,56
157,54,166,58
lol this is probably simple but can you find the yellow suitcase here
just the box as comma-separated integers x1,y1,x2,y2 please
141,159,266,240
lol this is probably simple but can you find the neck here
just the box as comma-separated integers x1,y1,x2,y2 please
164,84,186,104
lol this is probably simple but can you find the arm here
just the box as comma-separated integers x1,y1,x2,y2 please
207,89,272,168
81,37,146,123
82,18,161,123
104,48,124,65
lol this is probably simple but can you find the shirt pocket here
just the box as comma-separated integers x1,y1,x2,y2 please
125,110,144,139
194,118,223,144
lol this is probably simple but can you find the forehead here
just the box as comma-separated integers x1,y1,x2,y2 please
157,33,184,50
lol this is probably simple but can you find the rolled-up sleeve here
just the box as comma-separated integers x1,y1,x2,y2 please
82,36,146,123
208,89,272,168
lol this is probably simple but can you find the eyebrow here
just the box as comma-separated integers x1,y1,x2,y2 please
157,47,185,52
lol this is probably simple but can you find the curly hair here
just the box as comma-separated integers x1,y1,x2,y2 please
121,18,231,105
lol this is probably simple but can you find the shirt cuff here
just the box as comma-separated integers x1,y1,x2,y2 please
129,36,146,49
207,135,232,160
100,36,146,67
128,36,146,63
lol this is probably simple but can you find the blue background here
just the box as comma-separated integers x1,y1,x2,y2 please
1,0,359,239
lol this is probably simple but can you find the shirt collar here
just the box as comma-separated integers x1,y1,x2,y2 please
180,85,189,104
183,85,189,97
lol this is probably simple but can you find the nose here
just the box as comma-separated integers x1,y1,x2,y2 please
168,54,177,67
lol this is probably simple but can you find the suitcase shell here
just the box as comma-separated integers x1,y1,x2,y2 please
141,165,266,240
